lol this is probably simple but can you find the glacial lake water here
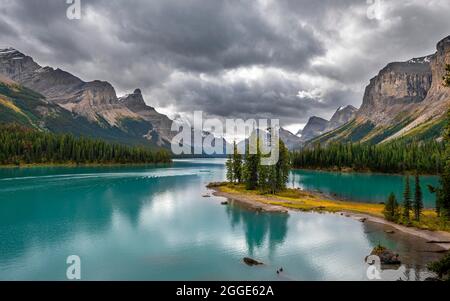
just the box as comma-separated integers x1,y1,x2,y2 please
290,169,438,208
0,159,441,280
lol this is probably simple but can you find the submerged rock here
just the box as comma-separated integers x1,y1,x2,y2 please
221,201,228,205
243,257,264,266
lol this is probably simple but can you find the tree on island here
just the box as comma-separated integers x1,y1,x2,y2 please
243,136,260,190
226,133,290,194
413,174,423,221
226,154,234,183
383,193,400,222
232,142,243,183
428,68,450,220
403,176,412,222
257,139,290,194
226,141,243,184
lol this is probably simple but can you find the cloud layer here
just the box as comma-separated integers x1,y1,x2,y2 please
1,0,450,129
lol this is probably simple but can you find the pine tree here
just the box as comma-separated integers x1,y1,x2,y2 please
383,193,400,222
232,141,242,183
226,154,234,183
440,115,450,219
403,175,412,222
0,124,171,165
275,140,290,191
243,135,260,190
440,67,450,217
413,174,423,221
257,163,269,193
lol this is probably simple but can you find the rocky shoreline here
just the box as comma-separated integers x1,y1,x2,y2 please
207,184,450,251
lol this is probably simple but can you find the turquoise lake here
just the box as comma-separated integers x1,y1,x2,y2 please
290,169,438,208
0,159,441,280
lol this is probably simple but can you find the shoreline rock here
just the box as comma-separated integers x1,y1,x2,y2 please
369,245,401,265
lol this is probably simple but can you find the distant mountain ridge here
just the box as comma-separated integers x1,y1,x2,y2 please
0,47,175,147
297,105,357,142
302,35,450,147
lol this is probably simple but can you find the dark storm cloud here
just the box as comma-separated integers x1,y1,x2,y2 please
1,0,450,127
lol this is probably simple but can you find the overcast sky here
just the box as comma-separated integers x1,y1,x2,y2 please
1,0,450,134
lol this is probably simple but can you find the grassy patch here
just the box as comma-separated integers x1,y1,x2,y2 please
210,182,450,232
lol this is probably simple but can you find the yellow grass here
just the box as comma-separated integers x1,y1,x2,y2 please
0,97,25,116
212,182,450,232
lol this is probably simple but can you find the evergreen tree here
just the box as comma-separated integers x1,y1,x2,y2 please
257,162,269,193
275,140,290,191
243,135,260,190
403,176,412,222
383,193,400,222
413,174,423,221
291,141,443,174
427,71,450,219
232,141,242,183
0,124,171,165
226,154,234,183
440,67,450,217
440,112,450,219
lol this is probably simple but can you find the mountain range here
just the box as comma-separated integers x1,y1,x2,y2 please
299,35,450,148
0,47,176,148
0,47,232,153
1,35,450,153
297,105,357,143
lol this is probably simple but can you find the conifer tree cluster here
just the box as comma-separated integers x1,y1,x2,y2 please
428,67,450,220
383,193,400,222
413,174,423,221
291,141,444,174
384,174,423,224
402,176,412,222
226,137,290,194
0,124,171,165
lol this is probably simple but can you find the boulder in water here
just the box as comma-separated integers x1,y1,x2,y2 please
368,245,401,265
243,257,263,266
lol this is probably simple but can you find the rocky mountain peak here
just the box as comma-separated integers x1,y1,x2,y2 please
357,54,433,124
327,105,357,131
437,35,450,53
119,88,150,110
0,47,24,58
298,116,328,141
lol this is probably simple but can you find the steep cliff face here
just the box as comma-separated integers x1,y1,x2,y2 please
306,35,450,146
358,56,433,125
385,36,450,141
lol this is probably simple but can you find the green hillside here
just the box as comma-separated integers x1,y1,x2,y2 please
0,81,163,149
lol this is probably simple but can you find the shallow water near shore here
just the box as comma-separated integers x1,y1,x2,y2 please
0,158,442,280
290,169,438,208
